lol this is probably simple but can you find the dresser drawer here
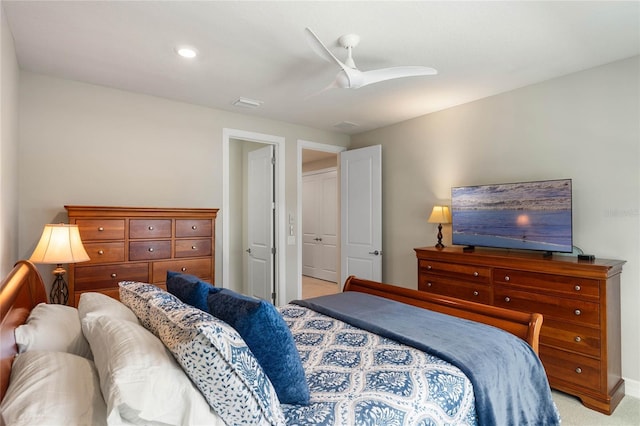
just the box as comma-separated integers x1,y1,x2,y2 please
152,258,213,283
76,219,125,241
82,242,125,264
541,319,600,357
176,219,212,238
494,286,599,325
74,263,149,291
419,274,491,304
493,269,599,299
419,259,490,283
129,241,171,261
540,345,601,391
129,219,172,239
175,239,212,258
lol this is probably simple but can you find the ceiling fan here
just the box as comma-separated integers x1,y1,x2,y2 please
305,27,437,91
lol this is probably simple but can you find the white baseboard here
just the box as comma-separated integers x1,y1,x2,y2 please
624,377,640,399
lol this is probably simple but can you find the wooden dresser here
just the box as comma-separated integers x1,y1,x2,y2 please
66,206,218,306
414,246,625,414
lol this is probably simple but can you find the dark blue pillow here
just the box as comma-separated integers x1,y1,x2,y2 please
207,289,309,405
166,271,219,312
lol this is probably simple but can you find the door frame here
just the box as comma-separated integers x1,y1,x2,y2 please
296,140,346,299
302,167,338,282
223,129,286,305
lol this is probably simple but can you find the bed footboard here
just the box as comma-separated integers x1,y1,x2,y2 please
0,260,47,400
343,275,542,353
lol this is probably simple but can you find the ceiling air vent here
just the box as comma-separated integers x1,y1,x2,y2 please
232,97,263,108
333,121,359,130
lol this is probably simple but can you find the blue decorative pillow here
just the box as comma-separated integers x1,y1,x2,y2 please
119,281,178,330
207,289,310,405
147,296,285,425
166,271,219,312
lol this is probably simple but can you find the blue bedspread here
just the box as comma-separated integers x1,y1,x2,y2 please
293,292,560,426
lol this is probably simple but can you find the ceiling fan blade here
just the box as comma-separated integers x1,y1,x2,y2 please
305,27,360,88
359,66,438,88
304,78,341,99
304,28,343,66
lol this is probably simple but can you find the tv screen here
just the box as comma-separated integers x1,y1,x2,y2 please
451,179,573,253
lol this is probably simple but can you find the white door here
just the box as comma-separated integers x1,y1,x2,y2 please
302,169,338,282
247,145,274,302
340,145,382,284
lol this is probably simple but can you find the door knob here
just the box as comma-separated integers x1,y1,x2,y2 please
246,248,251,254
369,250,382,256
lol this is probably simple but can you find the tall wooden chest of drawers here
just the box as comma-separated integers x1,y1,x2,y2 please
415,246,625,414
66,206,218,306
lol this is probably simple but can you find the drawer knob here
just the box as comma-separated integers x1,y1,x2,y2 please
148,226,154,230
504,296,511,302
574,309,581,316
191,246,197,250
427,282,432,287
473,291,479,296
473,271,479,277
427,265,432,270
574,336,582,343
98,227,104,231
181,267,187,272
148,247,154,252
575,367,582,374
111,273,117,278
574,285,581,291
98,250,104,255
504,275,510,282
192,225,197,230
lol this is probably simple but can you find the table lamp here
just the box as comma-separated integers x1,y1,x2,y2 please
428,205,451,249
29,224,90,304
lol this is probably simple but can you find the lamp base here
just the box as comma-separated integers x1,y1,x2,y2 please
50,265,69,305
434,223,445,249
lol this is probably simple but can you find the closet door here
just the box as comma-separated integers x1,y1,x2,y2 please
302,169,338,282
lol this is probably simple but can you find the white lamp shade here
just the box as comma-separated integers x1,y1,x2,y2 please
30,224,90,264
428,206,452,224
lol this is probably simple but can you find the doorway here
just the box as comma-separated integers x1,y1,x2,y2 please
297,140,346,299
223,129,285,305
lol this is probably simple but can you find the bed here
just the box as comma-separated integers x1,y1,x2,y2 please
0,260,560,425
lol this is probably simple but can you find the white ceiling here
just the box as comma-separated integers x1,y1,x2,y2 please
3,1,639,135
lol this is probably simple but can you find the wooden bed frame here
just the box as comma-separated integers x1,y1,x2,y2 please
1,261,47,400
0,262,543,402
343,275,542,352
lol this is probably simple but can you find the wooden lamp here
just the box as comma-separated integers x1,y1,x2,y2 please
428,205,451,249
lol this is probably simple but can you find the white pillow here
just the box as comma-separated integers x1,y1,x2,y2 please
81,315,224,426
14,303,92,359
78,291,139,323
0,351,106,426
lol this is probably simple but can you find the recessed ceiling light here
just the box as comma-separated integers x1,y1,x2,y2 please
176,46,197,58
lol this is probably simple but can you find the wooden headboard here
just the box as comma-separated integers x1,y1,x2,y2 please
0,260,47,400
343,275,543,354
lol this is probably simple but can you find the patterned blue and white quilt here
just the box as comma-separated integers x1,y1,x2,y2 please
278,304,478,426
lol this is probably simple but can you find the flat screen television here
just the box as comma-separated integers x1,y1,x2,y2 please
451,179,573,254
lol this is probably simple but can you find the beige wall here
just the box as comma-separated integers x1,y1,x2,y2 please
351,56,640,393
17,72,350,302
0,6,19,277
